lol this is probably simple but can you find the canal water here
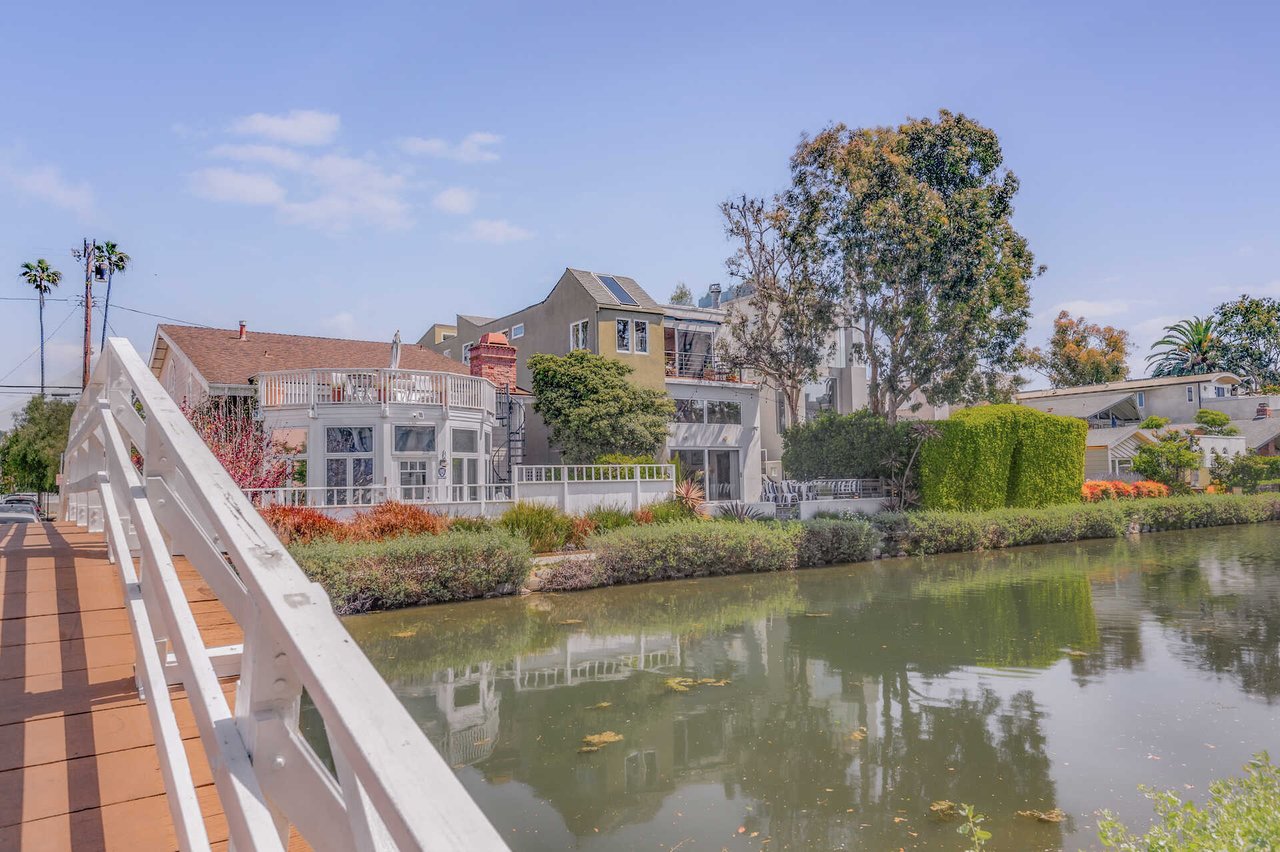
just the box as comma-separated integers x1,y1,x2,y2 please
317,524,1280,851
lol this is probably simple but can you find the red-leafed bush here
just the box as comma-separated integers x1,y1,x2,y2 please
184,398,290,490
343,501,451,542
1082,479,1170,502
569,516,597,549
259,505,343,544
632,508,655,525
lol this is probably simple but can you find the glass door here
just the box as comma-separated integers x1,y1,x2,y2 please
707,450,740,501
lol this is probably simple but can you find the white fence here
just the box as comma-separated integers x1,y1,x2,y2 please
61,338,506,852
257,368,495,412
244,464,676,517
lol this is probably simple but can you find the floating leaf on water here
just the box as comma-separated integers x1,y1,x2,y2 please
587,701,612,710
929,800,958,817
664,677,697,692
581,731,624,748
1064,649,1089,658
804,612,831,618
577,746,600,753
698,678,718,684
707,679,731,687
391,630,416,638
1016,808,1066,823
847,727,868,742
558,619,584,625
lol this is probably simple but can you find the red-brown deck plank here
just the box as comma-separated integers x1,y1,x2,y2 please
0,520,298,851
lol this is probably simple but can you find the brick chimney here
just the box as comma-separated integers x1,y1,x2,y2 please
238,320,247,341
1258,401,1273,419
470,331,518,390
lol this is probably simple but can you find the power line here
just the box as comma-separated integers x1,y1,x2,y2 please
0,296,72,302
109,303,212,327
0,306,82,384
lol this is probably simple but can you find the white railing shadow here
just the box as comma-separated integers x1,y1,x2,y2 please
61,338,506,852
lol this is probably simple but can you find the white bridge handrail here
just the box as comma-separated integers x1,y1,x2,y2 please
61,338,506,852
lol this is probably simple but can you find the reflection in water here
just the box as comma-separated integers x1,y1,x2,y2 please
316,524,1280,851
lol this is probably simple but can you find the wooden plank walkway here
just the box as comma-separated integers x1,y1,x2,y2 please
0,520,300,851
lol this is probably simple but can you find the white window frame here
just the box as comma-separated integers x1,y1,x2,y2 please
1215,385,1227,398
634,320,649,354
462,341,475,366
511,323,525,339
570,319,590,351
1136,391,1145,408
324,425,375,505
616,318,633,353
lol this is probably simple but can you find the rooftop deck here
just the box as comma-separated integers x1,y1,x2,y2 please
0,521,306,850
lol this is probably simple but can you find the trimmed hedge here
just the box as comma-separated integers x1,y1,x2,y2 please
873,494,1280,555
289,529,532,614
781,410,913,480
919,405,1086,510
589,521,800,584
794,517,881,566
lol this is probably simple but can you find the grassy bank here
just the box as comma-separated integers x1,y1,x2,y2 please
281,494,1280,612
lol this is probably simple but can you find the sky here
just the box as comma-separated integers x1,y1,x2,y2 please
3,0,1279,425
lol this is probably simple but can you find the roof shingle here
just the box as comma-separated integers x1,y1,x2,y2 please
156,325,469,386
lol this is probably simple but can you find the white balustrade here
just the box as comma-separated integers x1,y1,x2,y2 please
256,368,493,411
61,338,506,852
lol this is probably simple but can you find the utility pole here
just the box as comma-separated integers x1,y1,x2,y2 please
73,239,97,390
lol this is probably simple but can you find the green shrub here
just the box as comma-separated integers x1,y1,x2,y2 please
782,409,914,480
590,521,800,584
794,517,881,566
594,452,657,465
1138,415,1170,429
1129,494,1280,530
448,515,493,533
290,529,532,614
918,405,1085,510
584,504,637,532
646,498,700,524
498,501,575,552
1097,752,1280,850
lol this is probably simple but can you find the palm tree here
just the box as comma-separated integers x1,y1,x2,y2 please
18,259,63,396
94,241,130,351
1146,316,1221,377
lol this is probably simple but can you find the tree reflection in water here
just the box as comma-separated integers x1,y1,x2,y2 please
306,522,1280,850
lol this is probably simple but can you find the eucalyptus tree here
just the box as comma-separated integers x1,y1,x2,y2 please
1146,316,1221,377
18,259,63,396
789,110,1042,422
94,241,130,351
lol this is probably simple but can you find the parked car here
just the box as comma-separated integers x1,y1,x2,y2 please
0,505,39,524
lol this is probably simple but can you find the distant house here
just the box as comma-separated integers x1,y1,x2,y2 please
422,268,763,502
1084,421,1248,489
1018,373,1249,427
149,323,526,510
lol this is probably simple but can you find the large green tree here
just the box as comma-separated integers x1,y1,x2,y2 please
717,194,840,428
528,350,674,463
18,259,63,397
94,241,130,352
1211,295,1280,390
789,109,1041,422
1027,310,1130,387
1146,316,1221,377
0,396,75,492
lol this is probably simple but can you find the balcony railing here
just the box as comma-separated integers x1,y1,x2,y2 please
664,351,742,382
256,368,495,411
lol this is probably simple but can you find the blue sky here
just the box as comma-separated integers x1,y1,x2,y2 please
3,0,1278,424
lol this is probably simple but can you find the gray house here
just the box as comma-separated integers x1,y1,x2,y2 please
1018,373,1250,427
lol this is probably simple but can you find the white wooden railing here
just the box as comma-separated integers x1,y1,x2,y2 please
514,464,674,483
243,483,518,508
61,338,506,852
256,368,496,413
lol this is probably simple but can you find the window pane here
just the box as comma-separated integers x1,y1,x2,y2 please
707,401,741,425
326,459,347,487
394,425,436,453
453,429,478,453
673,398,705,423
708,450,739,500
326,426,372,453
616,319,630,352
512,323,525,339
353,458,374,487
635,321,648,353
673,450,705,485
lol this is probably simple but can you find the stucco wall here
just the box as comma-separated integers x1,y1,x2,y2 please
666,380,762,502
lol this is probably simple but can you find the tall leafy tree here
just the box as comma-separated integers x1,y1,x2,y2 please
668,282,694,306
18,259,63,396
790,110,1041,422
0,396,75,492
1211,295,1280,390
94,241,130,351
1146,316,1221,377
716,194,839,428
1027,310,1130,387
528,350,674,463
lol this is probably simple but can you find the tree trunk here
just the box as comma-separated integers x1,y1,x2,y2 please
783,385,803,430
100,271,113,352
38,293,45,398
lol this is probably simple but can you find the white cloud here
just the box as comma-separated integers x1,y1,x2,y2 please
400,132,501,163
463,218,532,243
0,154,95,219
190,168,287,205
1050,299,1133,319
432,186,477,215
210,143,308,170
229,110,340,146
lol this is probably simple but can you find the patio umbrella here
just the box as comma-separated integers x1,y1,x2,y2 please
389,330,402,370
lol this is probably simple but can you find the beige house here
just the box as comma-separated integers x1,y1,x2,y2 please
423,268,763,502
1018,372,1254,427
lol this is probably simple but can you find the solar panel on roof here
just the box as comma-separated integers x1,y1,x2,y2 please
598,275,639,306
